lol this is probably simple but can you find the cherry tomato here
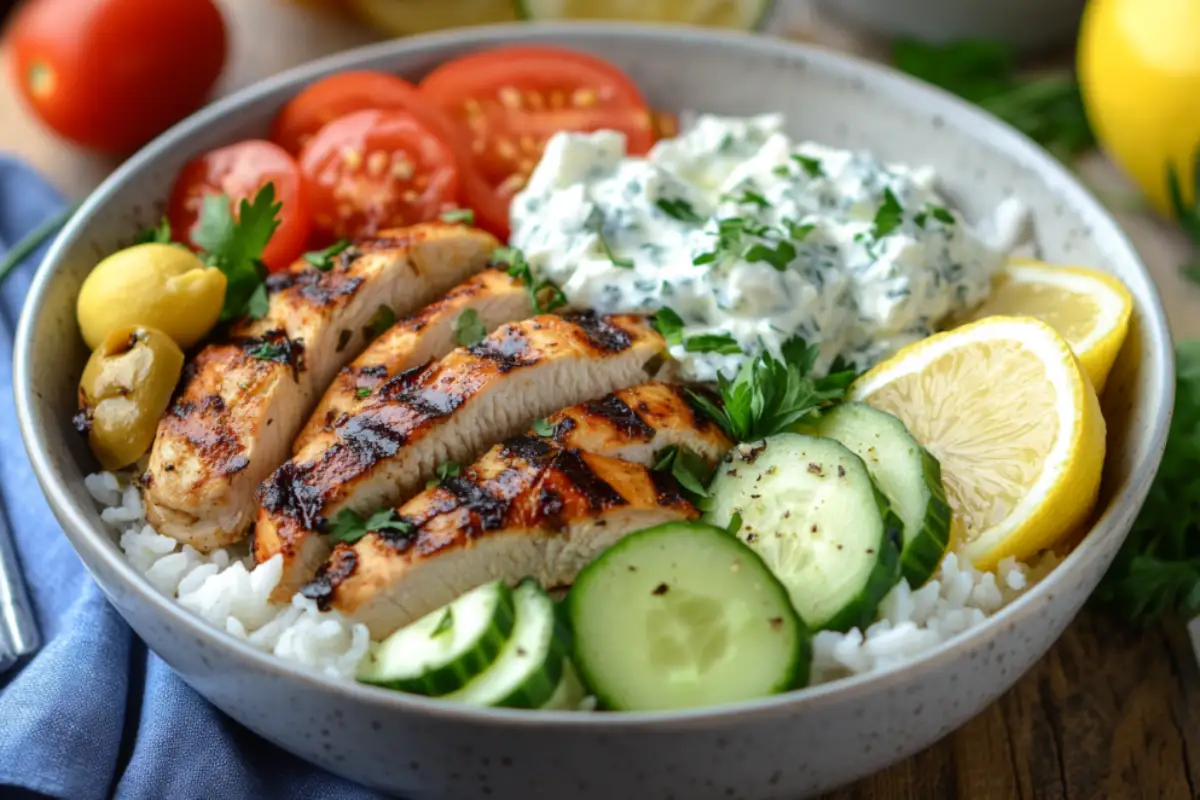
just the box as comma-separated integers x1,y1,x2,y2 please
5,0,227,154
419,46,655,238
270,71,425,155
299,109,461,240
168,140,310,273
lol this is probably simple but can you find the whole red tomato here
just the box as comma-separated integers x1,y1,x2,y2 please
5,0,227,153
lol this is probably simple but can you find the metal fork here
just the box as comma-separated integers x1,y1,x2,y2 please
0,503,38,672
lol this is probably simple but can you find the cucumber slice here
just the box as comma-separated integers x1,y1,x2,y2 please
540,660,588,710
568,521,809,711
357,580,515,695
517,0,774,30
445,580,568,709
703,433,902,632
805,402,951,587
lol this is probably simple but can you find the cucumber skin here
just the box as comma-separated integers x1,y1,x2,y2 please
819,479,903,633
567,521,810,711
493,580,571,709
359,583,517,696
900,447,952,588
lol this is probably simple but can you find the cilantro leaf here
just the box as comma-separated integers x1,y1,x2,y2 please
1093,339,1200,623
653,307,685,346
494,246,568,313
730,188,771,208
791,154,824,178
191,184,281,322
532,418,556,437
247,342,287,361
688,337,856,442
356,387,372,399
441,208,474,225
427,460,462,489
454,308,487,347
304,240,351,271
652,445,712,502
133,217,173,245
871,188,905,240
656,198,704,223
744,240,797,272
683,333,742,355
328,507,415,545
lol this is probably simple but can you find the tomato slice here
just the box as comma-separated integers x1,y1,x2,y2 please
299,108,461,241
167,139,310,273
419,46,655,238
270,70,425,155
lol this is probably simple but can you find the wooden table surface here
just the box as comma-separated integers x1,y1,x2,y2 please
2,2,1198,797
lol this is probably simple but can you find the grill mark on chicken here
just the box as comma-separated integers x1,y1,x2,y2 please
561,310,632,352
650,468,688,507
235,330,306,381
582,393,654,441
552,448,625,511
442,475,509,532
498,433,556,463
300,548,357,611
258,460,328,535
466,325,536,373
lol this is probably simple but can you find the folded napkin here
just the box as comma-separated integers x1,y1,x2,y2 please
0,157,385,800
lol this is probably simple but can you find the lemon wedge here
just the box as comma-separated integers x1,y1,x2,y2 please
848,316,1106,570
954,259,1132,394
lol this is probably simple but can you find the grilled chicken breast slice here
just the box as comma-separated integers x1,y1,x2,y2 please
254,313,669,598
143,224,499,551
293,267,532,453
306,437,698,637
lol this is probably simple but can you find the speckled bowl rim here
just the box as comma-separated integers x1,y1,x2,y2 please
14,22,1173,730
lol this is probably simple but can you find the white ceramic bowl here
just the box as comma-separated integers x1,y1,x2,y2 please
14,23,1172,799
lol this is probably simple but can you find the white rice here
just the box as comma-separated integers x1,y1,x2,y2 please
86,469,1053,692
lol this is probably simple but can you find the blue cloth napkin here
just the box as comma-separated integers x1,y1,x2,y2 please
0,156,386,800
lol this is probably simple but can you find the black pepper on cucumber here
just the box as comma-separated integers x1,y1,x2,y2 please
568,521,809,711
803,402,951,587
703,433,903,632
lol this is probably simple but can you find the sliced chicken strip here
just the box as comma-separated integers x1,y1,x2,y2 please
293,267,532,453
143,224,499,551
306,437,698,637
254,314,670,598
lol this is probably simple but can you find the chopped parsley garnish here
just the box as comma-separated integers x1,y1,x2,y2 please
693,217,757,266
454,308,487,347
656,197,704,223
532,417,556,437
1167,144,1200,283
599,232,634,269
791,154,824,178
427,460,462,488
652,307,685,346
688,337,858,442
870,188,905,240
356,387,372,399
744,240,797,272
133,217,173,245
785,221,815,241
494,246,568,314
247,341,287,361
682,333,742,355
191,183,282,322
914,204,956,229
363,304,396,341
652,445,712,501
441,208,475,225
328,508,414,545
730,188,771,208
431,608,455,637
303,240,351,271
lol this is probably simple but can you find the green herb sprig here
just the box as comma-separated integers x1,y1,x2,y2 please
652,308,743,356
191,183,283,321
688,338,858,443
454,308,487,347
328,508,415,545
427,460,462,489
652,445,713,501
304,240,351,272
493,246,568,314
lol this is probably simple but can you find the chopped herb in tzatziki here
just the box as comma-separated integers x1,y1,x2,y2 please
509,113,1017,382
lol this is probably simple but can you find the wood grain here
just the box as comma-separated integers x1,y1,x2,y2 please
2,1,1198,798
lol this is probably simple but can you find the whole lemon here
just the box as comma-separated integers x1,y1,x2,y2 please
1078,0,1200,217
77,244,227,350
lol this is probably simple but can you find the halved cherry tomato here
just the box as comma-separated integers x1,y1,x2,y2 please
299,109,461,240
270,70,426,155
419,46,655,238
168,140,310,273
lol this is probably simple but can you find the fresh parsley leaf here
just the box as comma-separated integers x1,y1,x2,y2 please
870,188,905,240
652,445,712,501
191,184,281,322
133,217,173,245
687,337,856,442
693,217,756,266
426,460,462,489
1167,144,1200,283
653,307,685,346
683,333,742,355
532,418,556,437
785,221,815,242
791,154,824,178
744,240,796,272
304,240,351,271
731,188,771,208
772,165,791,177
656,197,704,223
328,508,415,545
1093,340,1200,623
494,246,568,313
454,308,487,347
247,341,287,361
441,208,475,225
431,607,455,637
356,387,372,399
363,304,396,341
599,233,634,269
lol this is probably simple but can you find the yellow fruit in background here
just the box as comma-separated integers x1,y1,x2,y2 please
346,0,518,35
1078,0,1200,217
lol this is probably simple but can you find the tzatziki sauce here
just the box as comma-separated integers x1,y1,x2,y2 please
509,113,1019,382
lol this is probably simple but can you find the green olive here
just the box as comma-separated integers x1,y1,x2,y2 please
77,243,227,350
77,325,184,471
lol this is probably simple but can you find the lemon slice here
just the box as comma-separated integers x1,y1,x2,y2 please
347,0,518,35
848,316,1106,570
954,259,1133,394
517,0,773,28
